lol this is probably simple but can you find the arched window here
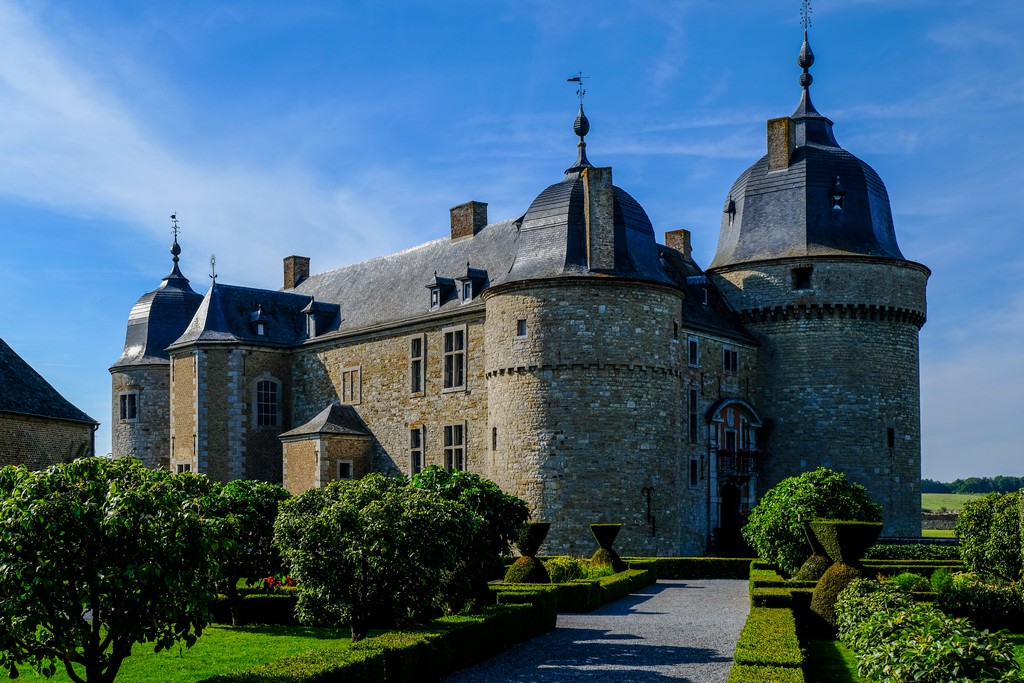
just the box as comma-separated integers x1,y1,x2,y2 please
256,380,279,428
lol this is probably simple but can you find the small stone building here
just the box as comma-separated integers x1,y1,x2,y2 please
1,338,98,468
112,29,928,555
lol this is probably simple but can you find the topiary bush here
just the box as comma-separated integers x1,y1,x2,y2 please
504,522,551,584
793,522,831,581
743,468,882,575
589,524,627,573
955,491,1022,582
808,520,882,629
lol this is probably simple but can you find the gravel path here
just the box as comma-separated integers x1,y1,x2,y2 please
443,579,750,682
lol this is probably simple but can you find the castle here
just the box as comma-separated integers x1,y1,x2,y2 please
110,30,928,556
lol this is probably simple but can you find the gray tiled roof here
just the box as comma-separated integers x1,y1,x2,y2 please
0,338,97,425
659,246,756,344
279,402,370,439
111,253,204,368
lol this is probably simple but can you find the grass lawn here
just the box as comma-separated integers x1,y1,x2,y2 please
9,625,350,682
802,639,861,683
921,492,985,512
921,528,955,538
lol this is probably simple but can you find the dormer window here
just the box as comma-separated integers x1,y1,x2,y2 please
702,287,709,305
457,264,487,305
462,280,473,303
430,287,440,310
250,304,269,337
306,312,317,339
256,322,265,336
831,176,846,210
426,271,455,311
724,196,736,226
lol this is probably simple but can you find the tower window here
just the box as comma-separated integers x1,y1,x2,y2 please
887,427,896,449
338,460,354,480
119,392,139,421
492,426,497,450
831,176,846,210
516,319,527,337
689,458,699,487
792,267,813,290
723,348,738,374
688,388,699,443
176,463,191,474
409,335,425,395
410,426,424,475
687,336,699,367
255,380,279,428
341,366,361,404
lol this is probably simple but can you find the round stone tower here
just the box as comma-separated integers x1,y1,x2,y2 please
110,220,203,469
483,107,692,555
706,32,929,536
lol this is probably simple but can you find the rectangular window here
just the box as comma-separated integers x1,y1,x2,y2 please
443,326,466,391
444,423,465,471
410,426,424,475
462,281,473,303
341,366,361,404
725,430,737,452
688,389,699,443
492,426,497,451
793,266,813,290
723,347,738,374
687,336,699,367
409,335,425,395
119,393,138,421
430,288,440,310
887,427,896,449
338,460,354,480
256,380,279,427
689,458,699,487
176,463,191,474
516,319,527,337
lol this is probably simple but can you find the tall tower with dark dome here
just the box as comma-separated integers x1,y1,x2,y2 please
706,31,929,536
110,219,204,469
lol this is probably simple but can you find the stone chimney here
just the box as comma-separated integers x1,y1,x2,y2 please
767,117,796,171
665,229,693,261
284,255,310,289
450,201,488,239
583,166,615,271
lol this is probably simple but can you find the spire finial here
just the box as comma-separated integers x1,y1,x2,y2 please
801,0,812,31
170,212,182,263
209,254,217,284
565,72,593,173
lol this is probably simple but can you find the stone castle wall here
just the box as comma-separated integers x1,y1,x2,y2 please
169,353,197,472
710,258,928,536
291,312,488,477
483,279,694,556
110,365,169,468
0,413,93,469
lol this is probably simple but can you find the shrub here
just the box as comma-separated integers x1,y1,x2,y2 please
504,556,550,584
935,571,1024,632
743,468,881,575
852,602,1020,683
544,556,586,583
888,572,930,593
835,579,912,643
810,562,863,629
955,491,1022,582
865,543,960,561
930,566,953,594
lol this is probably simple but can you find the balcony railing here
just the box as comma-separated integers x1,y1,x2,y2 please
716,449,762,477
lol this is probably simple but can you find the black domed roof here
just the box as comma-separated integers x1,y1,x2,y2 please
504,106,672,286
111,240,204,368
709,32,906,270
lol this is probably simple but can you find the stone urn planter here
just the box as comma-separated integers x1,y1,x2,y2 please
809,520,883,630
589,523,628,573
794,520,832,581
504,522,551,583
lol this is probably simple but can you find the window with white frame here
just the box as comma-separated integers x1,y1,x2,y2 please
462,280,473,303
341,366,361,404
338,460,354,480
444,423,465,471
687,336,699,367
516,319,527,337
442,325,466,391
119,392,139,421
723,347,739,374
176,463,192,474
255,380,279,428
409,335,425,395
410,426,424,475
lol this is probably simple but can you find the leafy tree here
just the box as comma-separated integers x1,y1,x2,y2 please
742,467,882,575
0,458,222,683
274,474,478,641
411,466,529,604
955,491,1022,582
209,479,291,625
920,478,952,494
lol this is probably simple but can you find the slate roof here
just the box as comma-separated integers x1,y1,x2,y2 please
279,402,370,439
659,246,756,344
0,338,98,425
709,34,906,270
111,244,204,367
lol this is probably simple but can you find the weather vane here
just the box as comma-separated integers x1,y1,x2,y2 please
801,0,812,30
170,212,180,240
210,254,217,283
567,72,589,107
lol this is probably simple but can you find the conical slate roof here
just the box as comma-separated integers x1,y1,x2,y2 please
709,31,906,270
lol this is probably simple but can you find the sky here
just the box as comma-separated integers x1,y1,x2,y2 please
0,0,1021,482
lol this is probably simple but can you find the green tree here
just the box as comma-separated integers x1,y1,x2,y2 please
955,491,1022,582
274,474,478,641
411,466,529,604
210,479,291,625
742,467,882,574
0,458,222,683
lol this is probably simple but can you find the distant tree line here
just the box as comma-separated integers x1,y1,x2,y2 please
922,476,1024,494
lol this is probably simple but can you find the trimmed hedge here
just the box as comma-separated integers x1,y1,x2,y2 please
733,608,802,668
865,543,960,561
200,599,556,683
492,567,655,613
623,556,753,579
728,664,805,682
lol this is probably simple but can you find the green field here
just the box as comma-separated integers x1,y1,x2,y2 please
921,492,985,512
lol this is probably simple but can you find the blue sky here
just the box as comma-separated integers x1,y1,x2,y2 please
0,1,1021,482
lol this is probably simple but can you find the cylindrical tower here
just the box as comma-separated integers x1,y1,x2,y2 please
110,223,203,469
484,107,694,555
707,32,929,536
